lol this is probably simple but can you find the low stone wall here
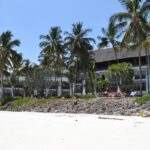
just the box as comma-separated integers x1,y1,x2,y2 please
1,97,150,116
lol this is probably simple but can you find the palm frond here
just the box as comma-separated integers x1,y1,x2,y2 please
140,0,150,18
8,39,20,48
110,12,131,23
97,37,109,48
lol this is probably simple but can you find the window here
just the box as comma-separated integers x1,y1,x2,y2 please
134,81,146,91
134,69,146,79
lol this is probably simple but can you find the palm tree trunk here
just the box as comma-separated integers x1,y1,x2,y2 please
70,82,75,97
0,74,4,99
148,48,150,93
70,83,73,96
113,47,119,63
115,51,119,63
93,76,97,96
82,79,86,95
146,49,149,93
57,77,62,97
53,66,57,97
82,72,86,95
72,82,75,96
117,76,121,93
60,69,63,97
54,75,57,96
11,85,14,97
139,48,143,95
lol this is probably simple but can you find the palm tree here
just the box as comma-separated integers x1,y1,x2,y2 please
64,22,95,96
87,61,97,96
20,60,38,97
20,59,35,76
97,21,122,63
107,63,134,93
10,51,22,97
39,27,64,96
110,0,150,95
142,39,150,93
0,31,21,98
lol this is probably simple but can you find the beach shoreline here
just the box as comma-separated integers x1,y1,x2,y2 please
0,111,150,150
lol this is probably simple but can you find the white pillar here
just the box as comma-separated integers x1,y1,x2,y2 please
82,79,86,95
70,82,75,96
147,73,150,94
94,79,97,97
73,82,75,96
57,79,62,97
70,84,72,96
0,87,2,99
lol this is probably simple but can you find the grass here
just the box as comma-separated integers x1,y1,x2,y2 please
0,94,96,108
12,98,59,108
1,96,14,105
136,94,150,105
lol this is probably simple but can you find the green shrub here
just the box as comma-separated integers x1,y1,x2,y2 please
47,96,59,99
56,96,62,99
16,96,23,101
121,85,134,94
136,94,150,105
65,95,72,99
97,80,108,92
12,99,24,107
11,98,30,108
1,96,13,105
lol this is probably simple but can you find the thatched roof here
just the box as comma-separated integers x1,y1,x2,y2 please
93,48,146,63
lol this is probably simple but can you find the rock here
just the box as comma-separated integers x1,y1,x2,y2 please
138,111,150,117
1,97,150,117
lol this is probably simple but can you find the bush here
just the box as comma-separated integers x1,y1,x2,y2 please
121,85,134,94
136,94,150,105
11,97,31,108
16,96,23,101
56,96,62,99
12,99,23,107
65,95,72,99
1,96,13,105
97,80,108,92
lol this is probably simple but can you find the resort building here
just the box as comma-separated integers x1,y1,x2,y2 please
0,48,149,98
93,48,149,94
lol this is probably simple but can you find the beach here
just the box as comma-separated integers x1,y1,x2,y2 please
0,111,149,150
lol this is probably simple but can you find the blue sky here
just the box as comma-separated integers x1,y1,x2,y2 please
0,0,123,63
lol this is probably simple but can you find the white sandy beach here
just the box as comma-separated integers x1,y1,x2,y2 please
0,111,150,150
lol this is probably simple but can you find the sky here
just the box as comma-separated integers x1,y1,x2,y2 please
0,0,123,63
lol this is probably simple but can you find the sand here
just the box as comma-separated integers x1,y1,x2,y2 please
0,111,149,150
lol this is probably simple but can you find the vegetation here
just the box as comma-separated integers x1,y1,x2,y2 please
39,27,64,96
107,63,134,92
1,96,14,105
97,80,108,93
0,0,150,99
136,94,150,105
0,95,97,108
98,21,121,63
64,22,95,96
10,98,59,108
142,39,150,93
0,31,22,98
110,0,150,95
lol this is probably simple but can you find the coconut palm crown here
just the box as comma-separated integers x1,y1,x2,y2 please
0,31,21,97
64,22,95,73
